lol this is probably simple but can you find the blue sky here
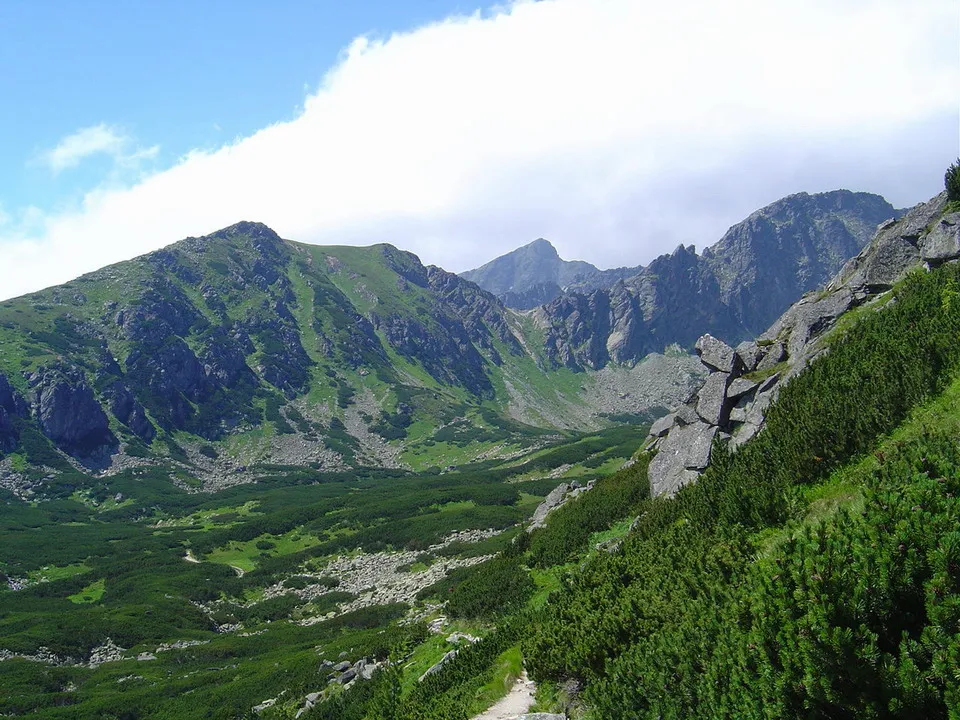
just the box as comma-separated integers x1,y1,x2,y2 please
0,0,956,300
0,1,472,217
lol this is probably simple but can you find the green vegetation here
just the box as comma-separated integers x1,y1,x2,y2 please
945,157,960,206
523,261,960,717
0,422,642,718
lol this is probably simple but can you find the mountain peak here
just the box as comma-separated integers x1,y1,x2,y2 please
523,237,560,256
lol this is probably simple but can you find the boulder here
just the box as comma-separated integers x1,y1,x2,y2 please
674,404,700,425
647,413,676,438
528,483,571,530
695,334,737,373
756,342,786,371
735,341,763,372
846,234,920,291
695,372,731,425
726,377,759,400
334,668,357,685
419,650,458,681
920,213,960,265
648,421,717,497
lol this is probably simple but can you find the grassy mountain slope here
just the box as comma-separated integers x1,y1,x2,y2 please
0,223,700,494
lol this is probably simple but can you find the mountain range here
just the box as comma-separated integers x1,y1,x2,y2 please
462,190,899,361
0,189,898,493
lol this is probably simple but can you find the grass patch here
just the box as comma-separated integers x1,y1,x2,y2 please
67,578,105,604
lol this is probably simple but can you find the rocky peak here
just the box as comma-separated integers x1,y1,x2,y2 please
460,238,605,310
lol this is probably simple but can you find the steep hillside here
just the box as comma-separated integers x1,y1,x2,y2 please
648,191,956,496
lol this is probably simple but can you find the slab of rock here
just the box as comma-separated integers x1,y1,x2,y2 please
648,413,676,438
756,342,786,371
420,649,458,681
726,377,759,400
528,483,571,530
675,404,700,425
648,421,717,497
695,334,737,373
31,366,115,456
920,212,960,265
695,372,731,425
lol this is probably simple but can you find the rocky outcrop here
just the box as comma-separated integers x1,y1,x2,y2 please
102,381,155,442
647,192,952,497
527,480,595,530
30,366,115,457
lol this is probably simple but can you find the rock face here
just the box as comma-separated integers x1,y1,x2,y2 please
30,366,115,457
466,191,898,367
646,191,952,497
0,374,28,452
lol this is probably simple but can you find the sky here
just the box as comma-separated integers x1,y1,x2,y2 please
0,0,957,300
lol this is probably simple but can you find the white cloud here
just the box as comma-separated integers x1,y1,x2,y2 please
38,123,159,178
40,124,128,174
2,0,957,300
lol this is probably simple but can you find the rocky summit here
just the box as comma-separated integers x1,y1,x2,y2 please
465,190,899,361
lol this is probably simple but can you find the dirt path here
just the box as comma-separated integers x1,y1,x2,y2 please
471,671,536,720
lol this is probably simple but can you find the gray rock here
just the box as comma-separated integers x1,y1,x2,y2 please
695,334,737,373
730,421,761,449
726,377,758,399
846,233,921,291
518,715,567,720
920,213,960,265
331,660,351,673
647,413,676,438
334,668,357,684
528,483,571,530
31,366,115,456
695,372,731,425
674,404,700,425
305,692,321,703
0,373,28,453
648,421,717,497
419,650,458,681
756,342,786,371
735,341,763,372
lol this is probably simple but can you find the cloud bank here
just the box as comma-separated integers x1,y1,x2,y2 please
2,0,957,300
